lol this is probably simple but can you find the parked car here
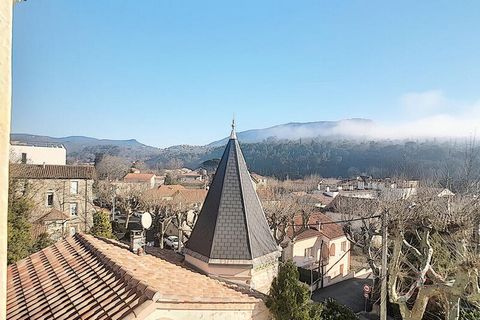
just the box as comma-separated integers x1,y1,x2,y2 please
164,235,180,250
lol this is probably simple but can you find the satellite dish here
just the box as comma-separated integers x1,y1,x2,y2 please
141,212,152,229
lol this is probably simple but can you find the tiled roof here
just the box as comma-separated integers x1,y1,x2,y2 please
35,208,70,222
7,235,148,320
8,234,264,320
308,193,335,206
10,164,95,180
186,136,278,261
295,228,322,241
155,184,185,197
123,173,155,183
288,212,345,240
173,189,208,204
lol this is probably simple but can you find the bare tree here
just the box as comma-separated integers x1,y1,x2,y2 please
95,155,131,181
387,192,480,320
141,190,174,249
261,183,318,245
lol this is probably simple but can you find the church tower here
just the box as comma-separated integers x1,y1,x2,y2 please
184,121,280,294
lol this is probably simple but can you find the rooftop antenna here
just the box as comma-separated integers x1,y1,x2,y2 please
230,114,237,139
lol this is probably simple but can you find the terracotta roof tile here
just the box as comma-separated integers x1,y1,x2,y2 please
7,233,263,319
288,212,345,240
123,173,155,183
172,189,207,204
10,164,95,180
35,209,70,222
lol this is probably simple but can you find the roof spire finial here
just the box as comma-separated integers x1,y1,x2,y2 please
230,114,237,139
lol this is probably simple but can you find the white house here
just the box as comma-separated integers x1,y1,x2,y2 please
10,142,66,165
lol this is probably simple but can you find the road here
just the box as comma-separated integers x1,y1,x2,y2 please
311,277,374,313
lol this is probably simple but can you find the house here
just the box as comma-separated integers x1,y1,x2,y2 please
7,233,270,320
153,184,186,200
123,172,156,189
283,212,351,286
251,173,268,189
184,123,281,294
10,142,67,165
178,172,203,183
9,163,96,239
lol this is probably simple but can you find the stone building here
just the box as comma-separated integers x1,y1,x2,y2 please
184,122,281,294
9,163,96,239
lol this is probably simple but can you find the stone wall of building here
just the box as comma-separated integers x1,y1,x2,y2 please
14,177,95,235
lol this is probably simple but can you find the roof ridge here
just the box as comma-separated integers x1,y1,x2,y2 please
75,234,161,302
233,140,254,260
77,234,263,304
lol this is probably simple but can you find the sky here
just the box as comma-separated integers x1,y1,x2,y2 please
11,1,480,147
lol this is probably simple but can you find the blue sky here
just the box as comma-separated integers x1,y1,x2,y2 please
12,1,480,147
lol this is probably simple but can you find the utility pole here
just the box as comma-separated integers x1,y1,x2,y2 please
380,210,388,320
320,240,324,288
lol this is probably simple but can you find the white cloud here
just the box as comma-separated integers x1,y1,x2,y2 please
334,91,480,140
401,90,449,114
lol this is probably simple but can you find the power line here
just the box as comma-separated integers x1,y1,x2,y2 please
289,215,382,227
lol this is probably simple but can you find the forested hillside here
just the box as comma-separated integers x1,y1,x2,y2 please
149,139,477,181
12,133,477,181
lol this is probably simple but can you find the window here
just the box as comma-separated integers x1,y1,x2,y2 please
341,241,347,252
329,243,336,256
21,153,27,164
69,203,78,216
46,192,54,207
70,181,78,194
304,247,314,258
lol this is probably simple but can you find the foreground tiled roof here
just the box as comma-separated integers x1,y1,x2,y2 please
7,234,263,320
10,164,96,180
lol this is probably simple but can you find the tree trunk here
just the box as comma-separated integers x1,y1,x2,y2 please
159,221,164,249
446,297,460,320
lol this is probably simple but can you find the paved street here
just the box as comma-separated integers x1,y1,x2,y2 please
311,277,374,313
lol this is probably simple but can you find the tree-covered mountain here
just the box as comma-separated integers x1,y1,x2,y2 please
11,125,478,181
208,118,374,146
10,134,161,163
149,138,476,181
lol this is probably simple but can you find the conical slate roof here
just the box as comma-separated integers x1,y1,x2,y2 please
186,127,278,261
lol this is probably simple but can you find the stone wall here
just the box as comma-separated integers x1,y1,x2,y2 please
14,177,95,235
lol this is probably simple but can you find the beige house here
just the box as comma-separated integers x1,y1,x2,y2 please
283,212,351,285
123,172,157,189
178,172,203,183
9,163,96,239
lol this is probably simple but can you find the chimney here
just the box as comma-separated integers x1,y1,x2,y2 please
326,186,330,192
42,162,46,169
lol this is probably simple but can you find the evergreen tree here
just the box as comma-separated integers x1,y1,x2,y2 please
31,232,54,253
321,298,358,320
7,181,33,264
91,210,114,238
266,260,322,320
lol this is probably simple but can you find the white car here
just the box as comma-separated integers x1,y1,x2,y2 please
164,236,180,250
